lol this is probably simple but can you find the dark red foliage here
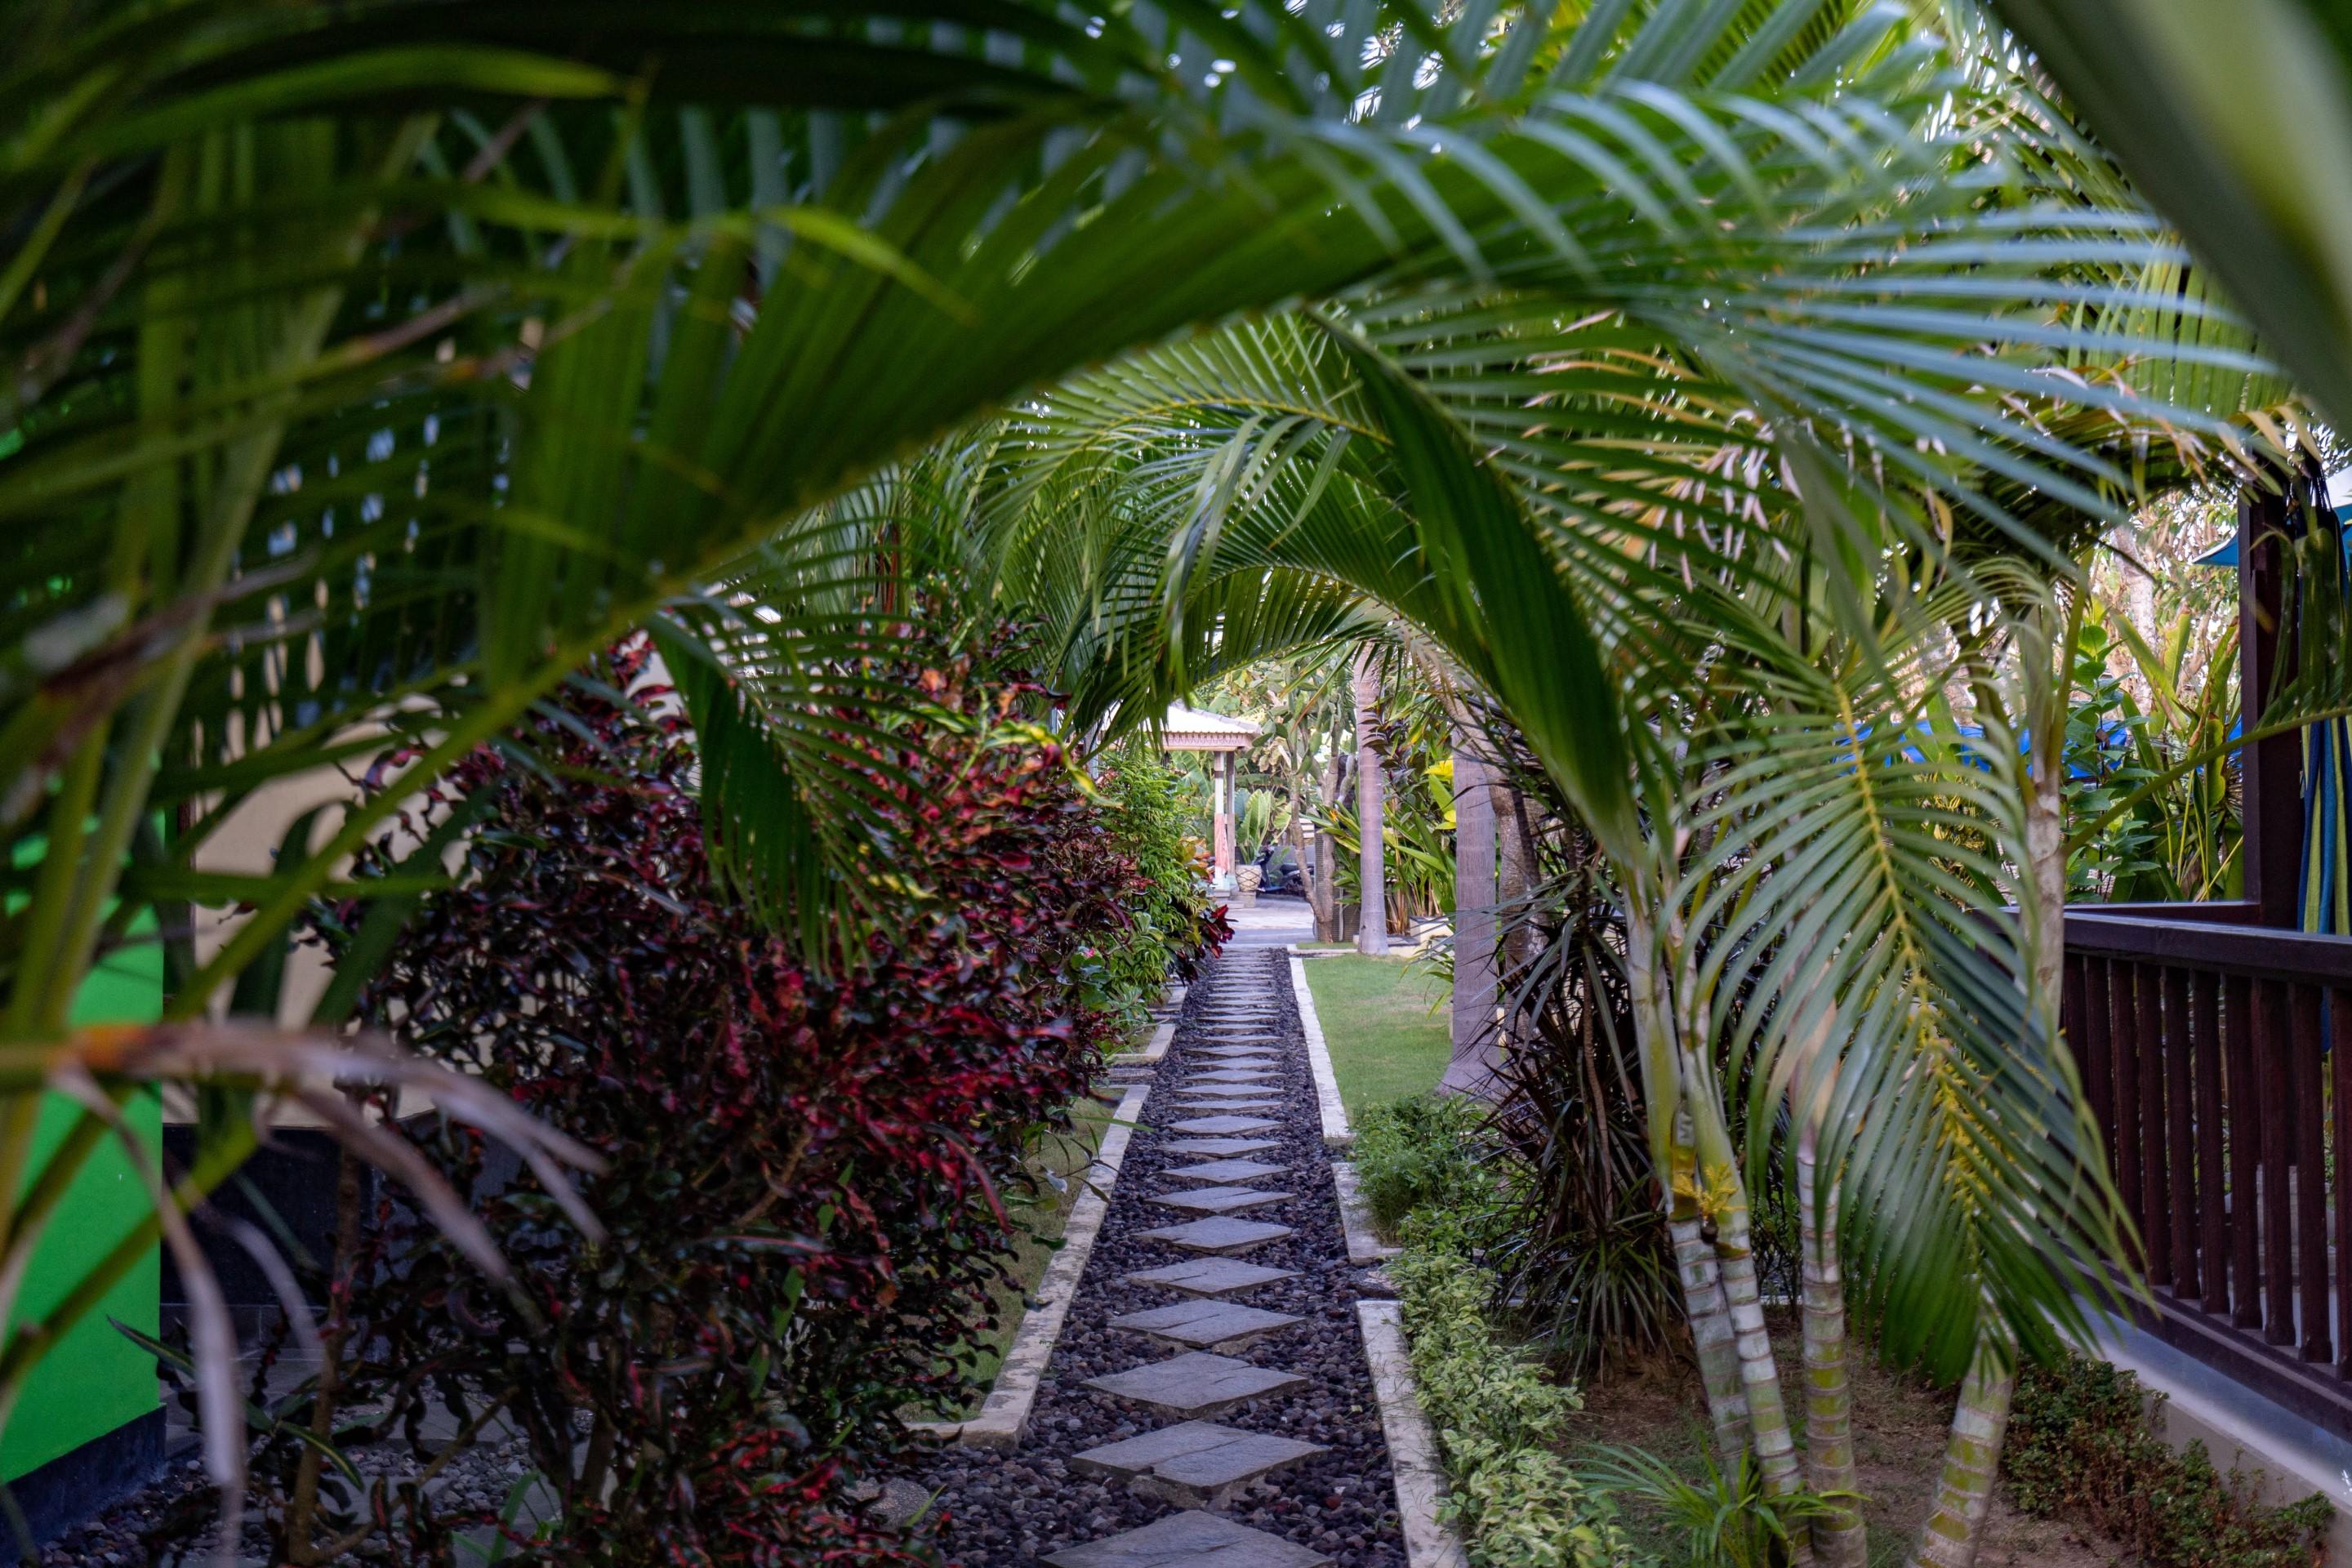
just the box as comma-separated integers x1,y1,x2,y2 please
280,633,1141,1564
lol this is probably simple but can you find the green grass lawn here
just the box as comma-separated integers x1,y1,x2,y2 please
1299,953,1453,1116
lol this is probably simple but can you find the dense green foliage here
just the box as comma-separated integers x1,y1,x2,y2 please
2004,1353,2332,1568
1094,746,1225,1023
1390,1214,1637,1568
1353,1097,1493,1236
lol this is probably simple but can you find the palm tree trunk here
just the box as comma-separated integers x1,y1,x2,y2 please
1628,908,1753,1464
1442,722,1502,1096
1797,1129,1866,1568
1668,911,1802,1504
1703,1138,1804,1502
1668,1182,1753,1469
1312,745,1344,940
1904,1319,2018,1568
1352,643,1389,955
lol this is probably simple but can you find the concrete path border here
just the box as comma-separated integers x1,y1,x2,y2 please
1111,1019,1174,1065
1356,1301,1468,1568
918,1080,1152,1447
1285,947,1351,1147
1330,1161,1401,1267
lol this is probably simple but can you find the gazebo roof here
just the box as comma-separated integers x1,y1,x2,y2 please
1159,702,1261,752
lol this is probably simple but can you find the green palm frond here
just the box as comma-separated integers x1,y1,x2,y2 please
1993,0,2352,434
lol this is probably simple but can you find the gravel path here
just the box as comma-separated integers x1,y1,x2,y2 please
915,947,1407,1567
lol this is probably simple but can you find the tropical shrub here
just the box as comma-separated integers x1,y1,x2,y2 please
1094,745,1227,1014
1352,1096,1494,1236
157,631,1134,1564
2004,1352,2332,1568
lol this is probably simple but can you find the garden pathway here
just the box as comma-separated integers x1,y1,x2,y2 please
919,916,1410,1566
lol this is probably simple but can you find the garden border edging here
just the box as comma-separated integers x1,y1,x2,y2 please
1356,1299,1470,1568
912,1080,1152,1448
1330,1160,1400,1267
1285,947,1351,1147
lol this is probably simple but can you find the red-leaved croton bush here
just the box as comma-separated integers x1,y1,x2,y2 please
163,628,1184,1565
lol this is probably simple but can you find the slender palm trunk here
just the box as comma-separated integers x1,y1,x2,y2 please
1905,1318,2018,1568
1668,911,1802,1503
1628,908,1752,1463
1797,1129,1865,1567
1312,746,1344,940
1697,1105,1803,1502
1442,723,1502,1096
1352,644,1389,955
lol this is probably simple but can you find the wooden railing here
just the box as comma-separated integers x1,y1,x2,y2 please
2065,909,2352,1435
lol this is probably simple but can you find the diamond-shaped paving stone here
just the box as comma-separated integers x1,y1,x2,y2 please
1183,1082,1288,1100
1138,1216,1292,1254
1165,1137,1282,1157
1169,1116,1281,1135
1165,1158,1287,1184
1043,1508,1330,1568
1110,1298,1303,1352
1071,1420,1330,1508
1196,1046,1280,1059
1153,1185,1290,1216
1080,1350,1307,1416
1190,1068,1276,1083
1123,1258,1298,1298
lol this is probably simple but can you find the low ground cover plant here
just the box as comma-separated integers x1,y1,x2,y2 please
1361,1095,1637,1567
2003,1352,2330,1568
1390,1212,1640,1568
153,630,1158,1564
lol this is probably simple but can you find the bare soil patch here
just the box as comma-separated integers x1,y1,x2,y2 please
1565,1313,2143,1567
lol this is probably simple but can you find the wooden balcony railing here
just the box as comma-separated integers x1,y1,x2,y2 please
2065,909,2352,1436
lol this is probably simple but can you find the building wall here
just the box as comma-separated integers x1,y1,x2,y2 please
2,917,163,1484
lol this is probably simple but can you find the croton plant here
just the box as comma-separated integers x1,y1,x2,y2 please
154,627,1203,1564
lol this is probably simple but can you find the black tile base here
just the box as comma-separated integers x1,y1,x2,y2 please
0,1409,164,1566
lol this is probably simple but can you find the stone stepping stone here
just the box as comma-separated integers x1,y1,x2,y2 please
1196,1045,1281,1059
1183,1083,1288,1100
1189,1068,1276,1083
1110,1298,1303,1352
1077,1354,1307,1419
1165,1158,1287,1184
1123,1258,1298,1298
1178,1103,1283,1116
1152,1185,1290,1216
1165,1136,1281,1157
1071,1420,1331,1508
1168,1115,1281,1135
1044,1508,1330,1568
1138,1216,1292,1254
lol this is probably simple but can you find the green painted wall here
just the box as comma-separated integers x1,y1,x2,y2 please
0,934,163,1480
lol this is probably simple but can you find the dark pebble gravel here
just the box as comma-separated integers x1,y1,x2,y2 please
914,948,1407,1568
